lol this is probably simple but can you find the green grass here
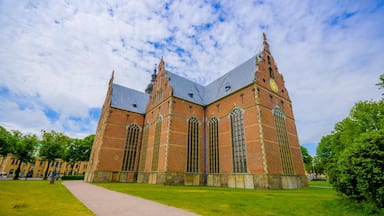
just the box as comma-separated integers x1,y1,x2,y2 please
96,182,377,216
308,180,332,187
0,180,93,216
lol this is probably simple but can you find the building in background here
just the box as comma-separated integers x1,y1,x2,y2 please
86,34,307,189
0,154,88,179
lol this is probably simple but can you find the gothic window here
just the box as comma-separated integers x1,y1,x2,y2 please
151,117,162,171
187,117,199,173
230,108,247,173
122,124,140,171
273,106,295,175
208,117,220,173
139,124,149,172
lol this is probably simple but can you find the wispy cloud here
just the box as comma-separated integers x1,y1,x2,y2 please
0,0,383,154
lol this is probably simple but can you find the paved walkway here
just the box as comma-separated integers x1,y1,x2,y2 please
62,181,199,216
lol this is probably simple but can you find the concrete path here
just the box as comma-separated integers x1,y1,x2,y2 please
62,181,199,216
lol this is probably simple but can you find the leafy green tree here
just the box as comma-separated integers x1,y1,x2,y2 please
317,98,384,209
311,156,325,177
12,132,39,180
79,134,94,161
300,146,313,173
62,135,93,175
376,74,384,97
331,130,384,208
0,126,13,156
39,131,67,180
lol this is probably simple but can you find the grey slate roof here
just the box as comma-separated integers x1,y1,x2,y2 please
111,55,257,112
166,71,206,105
111,83,149,114
167,55,257,105
204,55,257,104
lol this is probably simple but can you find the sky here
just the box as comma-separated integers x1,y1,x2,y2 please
0,0,383,155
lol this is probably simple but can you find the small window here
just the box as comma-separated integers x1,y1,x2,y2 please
188,93,194,98
132,103,137,108
224,81,231,91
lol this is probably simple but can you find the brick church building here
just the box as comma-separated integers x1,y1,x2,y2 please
85,34,307,189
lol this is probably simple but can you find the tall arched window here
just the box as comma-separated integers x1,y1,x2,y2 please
151,117,162,171
122,124,140,171
208,117,220,173
187,117,199,173
273,106,295,175
139,124,149,172
230,108,247,173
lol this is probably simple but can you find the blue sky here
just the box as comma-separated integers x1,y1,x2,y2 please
0,0,383,155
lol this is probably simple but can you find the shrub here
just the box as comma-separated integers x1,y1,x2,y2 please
329,130,384,209
61,175,85,180
311,178,327,181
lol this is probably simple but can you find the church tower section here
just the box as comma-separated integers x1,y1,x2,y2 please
253,33,306,188
137,59,206,185
85,72,149,183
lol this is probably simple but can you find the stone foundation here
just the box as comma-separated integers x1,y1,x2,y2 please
207,174,307,189
91,171,307,189
87,171,137,183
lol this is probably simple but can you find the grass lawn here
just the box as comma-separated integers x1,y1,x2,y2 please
0,180,93,216
96,181,374,216
308,180,332,187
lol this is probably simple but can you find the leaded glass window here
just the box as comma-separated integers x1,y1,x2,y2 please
230,108,247,173
187,117,199,173
151,117,162,171
122,124,140,171
273,106,295,175
208,117,220,173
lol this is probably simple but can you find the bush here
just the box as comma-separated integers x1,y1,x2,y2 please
329,130,384,209
311,178,327,181
61,175,85,180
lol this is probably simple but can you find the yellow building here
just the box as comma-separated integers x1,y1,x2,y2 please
0,154,88,179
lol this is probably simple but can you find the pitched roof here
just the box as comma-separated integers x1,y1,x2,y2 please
204,55,257,104
166,55,257,105
111,83,149,114
111,55,258,111
166,71,205,105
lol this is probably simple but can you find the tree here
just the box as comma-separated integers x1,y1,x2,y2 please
331,130,384,208
376,74,384,97
316,98,384,209
78,134,94,162
62,134,94,175
300,146,313,174
0,126,13,157
317,100,384,168
39,131,67,180
311,156,325,177
12,132,38,180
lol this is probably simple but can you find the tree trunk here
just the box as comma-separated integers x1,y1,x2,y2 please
43,161,51,180
13,160,22,180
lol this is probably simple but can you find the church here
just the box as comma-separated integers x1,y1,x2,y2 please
85,33,307,189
